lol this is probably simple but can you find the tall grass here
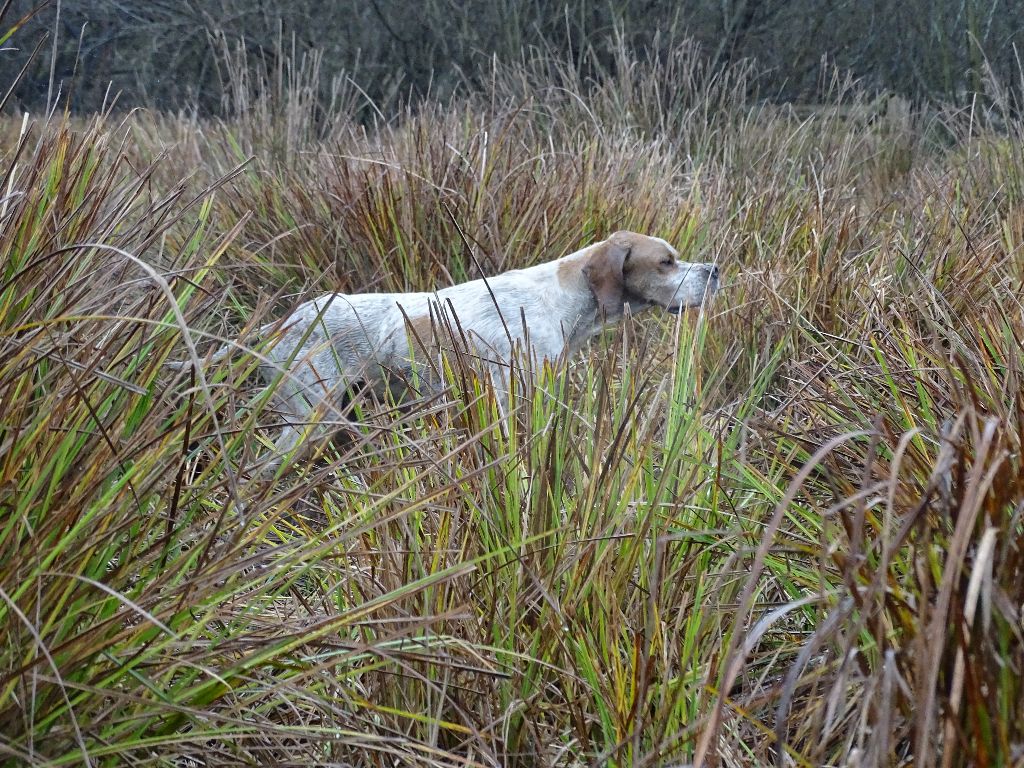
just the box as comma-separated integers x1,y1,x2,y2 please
2,31,1022,768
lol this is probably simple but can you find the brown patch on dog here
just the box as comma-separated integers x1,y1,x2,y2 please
404,313,436,359
582,236,632,317
556,257,581,289
618,232,674,270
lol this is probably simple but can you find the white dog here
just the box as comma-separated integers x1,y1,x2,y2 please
174,231,718,468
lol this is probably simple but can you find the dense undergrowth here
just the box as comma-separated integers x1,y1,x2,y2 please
1,28,1023,768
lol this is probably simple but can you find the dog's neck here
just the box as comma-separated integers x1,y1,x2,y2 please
528,247,652,352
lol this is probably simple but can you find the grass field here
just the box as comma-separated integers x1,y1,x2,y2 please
2,38,1023,767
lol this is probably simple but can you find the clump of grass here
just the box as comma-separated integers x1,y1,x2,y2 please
2,24,1023,768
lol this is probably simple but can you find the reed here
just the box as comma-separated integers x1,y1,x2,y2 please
2,23,1021,767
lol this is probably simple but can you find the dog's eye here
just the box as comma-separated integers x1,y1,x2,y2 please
660,258,674,267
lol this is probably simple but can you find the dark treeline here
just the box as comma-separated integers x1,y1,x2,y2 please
5,0,1023,115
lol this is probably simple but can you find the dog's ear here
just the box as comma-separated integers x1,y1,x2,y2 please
583,236,631,318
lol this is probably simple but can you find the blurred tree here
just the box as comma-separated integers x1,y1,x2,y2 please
3,0,1021,115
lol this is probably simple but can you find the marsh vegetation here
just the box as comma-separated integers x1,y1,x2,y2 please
2,15,1023,767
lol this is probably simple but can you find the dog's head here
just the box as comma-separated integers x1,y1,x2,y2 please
583,231,719,318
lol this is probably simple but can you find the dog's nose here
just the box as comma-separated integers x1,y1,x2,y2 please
706,264,719,281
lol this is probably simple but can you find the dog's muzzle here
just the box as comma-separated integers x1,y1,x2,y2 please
666,263,719,314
